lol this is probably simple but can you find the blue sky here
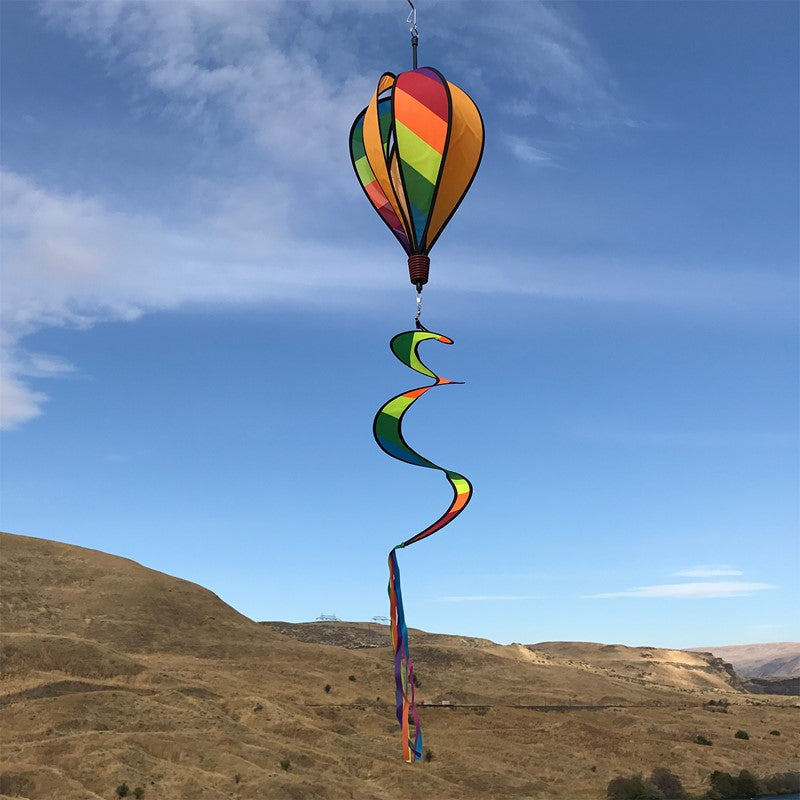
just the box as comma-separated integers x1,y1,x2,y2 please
1,0,797,649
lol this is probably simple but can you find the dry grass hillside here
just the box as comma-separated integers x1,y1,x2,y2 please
1,532,797,800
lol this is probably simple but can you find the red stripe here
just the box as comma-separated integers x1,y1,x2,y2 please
396,71,448,122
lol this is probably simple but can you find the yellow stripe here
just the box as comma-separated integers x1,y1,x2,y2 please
395,120,441,184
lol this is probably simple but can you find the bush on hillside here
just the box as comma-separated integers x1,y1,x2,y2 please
650,767,688,799
707,770,763,799
734,729,750,740
763,771,800,794
607,773,665,800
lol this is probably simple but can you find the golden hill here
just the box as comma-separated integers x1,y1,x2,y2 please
1,532,797,799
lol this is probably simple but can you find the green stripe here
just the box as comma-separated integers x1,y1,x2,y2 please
395,121,442,185
391,332,439,379
351,129,365,161
355,155,375,187
398,161,435,224
446,473,470,494
379,111,392,156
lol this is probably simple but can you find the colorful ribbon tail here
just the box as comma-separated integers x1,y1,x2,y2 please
389,547,423,762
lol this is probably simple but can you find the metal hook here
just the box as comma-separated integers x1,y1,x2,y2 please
415,291,422,324
406,0,417,34
406,0,418,69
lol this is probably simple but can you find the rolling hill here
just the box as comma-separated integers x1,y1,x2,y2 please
1,532,797,800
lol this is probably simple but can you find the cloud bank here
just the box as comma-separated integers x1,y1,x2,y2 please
2,2,794,427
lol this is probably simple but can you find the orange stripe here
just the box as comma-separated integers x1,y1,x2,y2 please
450,492,470,514
403,387,430,399
395,87,448,154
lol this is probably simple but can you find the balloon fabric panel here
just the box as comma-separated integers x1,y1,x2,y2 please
424,81,485,252
362,73,410,253
350,106,410,251
394,69,449,249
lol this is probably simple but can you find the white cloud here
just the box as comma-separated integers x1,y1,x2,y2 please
0,350,75,429
503,136,555,166
438,595,539,602
0,169,394,429
0,373,48,430
592,581,775,599
675,566,744,578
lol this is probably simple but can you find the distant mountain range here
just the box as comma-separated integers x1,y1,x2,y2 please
686,643,800,678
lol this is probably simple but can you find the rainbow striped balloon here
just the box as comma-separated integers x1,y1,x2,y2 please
349,68,484,286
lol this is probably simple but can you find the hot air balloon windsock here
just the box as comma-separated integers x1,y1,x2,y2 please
349,19,484,763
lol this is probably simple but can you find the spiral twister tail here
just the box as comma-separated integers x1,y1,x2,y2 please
373,329,473,762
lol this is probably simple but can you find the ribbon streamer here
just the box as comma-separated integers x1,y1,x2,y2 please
373,328,473,762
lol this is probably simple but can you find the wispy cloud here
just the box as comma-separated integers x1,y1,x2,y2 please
454,256,796,320
438,595,540,603
0,349,76,429
503,136,556,166
0,169,394,428
591,581,775,599
436,1,634,128
40,0,374,180
675,566,744,578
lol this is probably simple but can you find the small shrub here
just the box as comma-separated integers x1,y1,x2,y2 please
133,788,145,800
769,729,781,736
607,773,664,800
348,675,356,682
710,770,737,798
324,684,331,694
116,784,130,798
279,758,291,772
234,773,241,784
735,770,761,798
763,771,800,794
412,672,420,688
734,729,750,740
650,767,688,799
695,734,712,746
424,748,434,763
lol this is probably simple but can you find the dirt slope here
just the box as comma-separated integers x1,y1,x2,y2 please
2,532,798,800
